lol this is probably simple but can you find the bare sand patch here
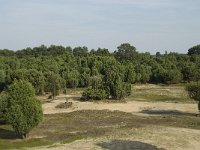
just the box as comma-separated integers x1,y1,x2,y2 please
42,94,198,115
38,92,199,150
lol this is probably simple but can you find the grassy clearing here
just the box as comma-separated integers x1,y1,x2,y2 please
1,110,199,149
0,84,198,149
64,84,193,104
41,84,193,104
129,84,194,103
0,124,53,149
0,139,53,150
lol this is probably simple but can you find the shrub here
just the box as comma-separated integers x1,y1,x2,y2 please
186,82,200,112
4,80,43,138
81,89,107,101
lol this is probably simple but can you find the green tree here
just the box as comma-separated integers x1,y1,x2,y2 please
45,72,64,99
188,45,200,55
135,65,152,83
0,70,6,91
95,48,110,56
65,69,79,88
180,62,199,82
124,63,136,83
24,69,45,95
73,46,88,56
81,76,106,101
186,82,200,112
81,89,107,101
5,80,43,138
91,75,102,90
115,43,137,61
103,65,131,99
79,72,90,87
162,69,182,84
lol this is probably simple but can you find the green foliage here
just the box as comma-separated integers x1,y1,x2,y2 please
90,48,110,56
0,70,6,91
103,64,131,100
115,43,137,61
180,62,200,82
81,88,107,101
124,63,136,83
4,80,43,138
91,76,102,90
0,43,200,99
0,94,7,121
109,76,131,100
44,72,65,99
186,82,200,111
0,49,15,56
24,69,45,94
79,72,90,87
162,69,182,84
73,46,88,56
186,83,200,101
150,64,165,83
65,69,79,88
188,45,200,55
135,65,152,83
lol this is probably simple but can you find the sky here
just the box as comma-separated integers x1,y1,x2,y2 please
0,0,200,54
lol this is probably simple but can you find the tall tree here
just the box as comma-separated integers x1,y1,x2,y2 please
4,80,43,138
45,72,65,99
186,82,200,112
0,70,6,91
115,43,137,61
188,44,200,55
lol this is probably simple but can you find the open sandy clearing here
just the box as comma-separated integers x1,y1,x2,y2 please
38,95,200,150
42,95,198,115
31,126,200,150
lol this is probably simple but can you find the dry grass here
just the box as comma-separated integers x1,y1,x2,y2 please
1,110,200,149
1,84,199,149
130,84,194,103
27,110,200,141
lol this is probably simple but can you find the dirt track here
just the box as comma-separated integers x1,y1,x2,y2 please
42,95,198,115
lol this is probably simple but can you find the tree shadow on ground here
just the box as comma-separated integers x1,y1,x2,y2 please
140,109,198,116
0,128,19,139
96,140,165,150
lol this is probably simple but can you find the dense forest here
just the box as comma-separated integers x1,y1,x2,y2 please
0,43,200,100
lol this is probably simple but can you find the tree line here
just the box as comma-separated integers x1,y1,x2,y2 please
1,43,200,138
0,43,200,99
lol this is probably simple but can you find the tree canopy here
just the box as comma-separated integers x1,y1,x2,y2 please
0,43,200,100
188,45,200,56
186,82,200,112
3,80,43,138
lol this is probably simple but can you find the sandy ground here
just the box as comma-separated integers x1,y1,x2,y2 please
42,95,198,115
32,126,200,150
34,95,200,150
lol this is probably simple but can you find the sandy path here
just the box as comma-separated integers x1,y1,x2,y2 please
42,95,198,115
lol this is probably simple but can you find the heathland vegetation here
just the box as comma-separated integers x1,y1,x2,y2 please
0,43,200,97
0,43,200,149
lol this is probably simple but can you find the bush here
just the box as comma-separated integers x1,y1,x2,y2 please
4,80,43,138
186,82,200,112
81,89,107,101
0,94,7,123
